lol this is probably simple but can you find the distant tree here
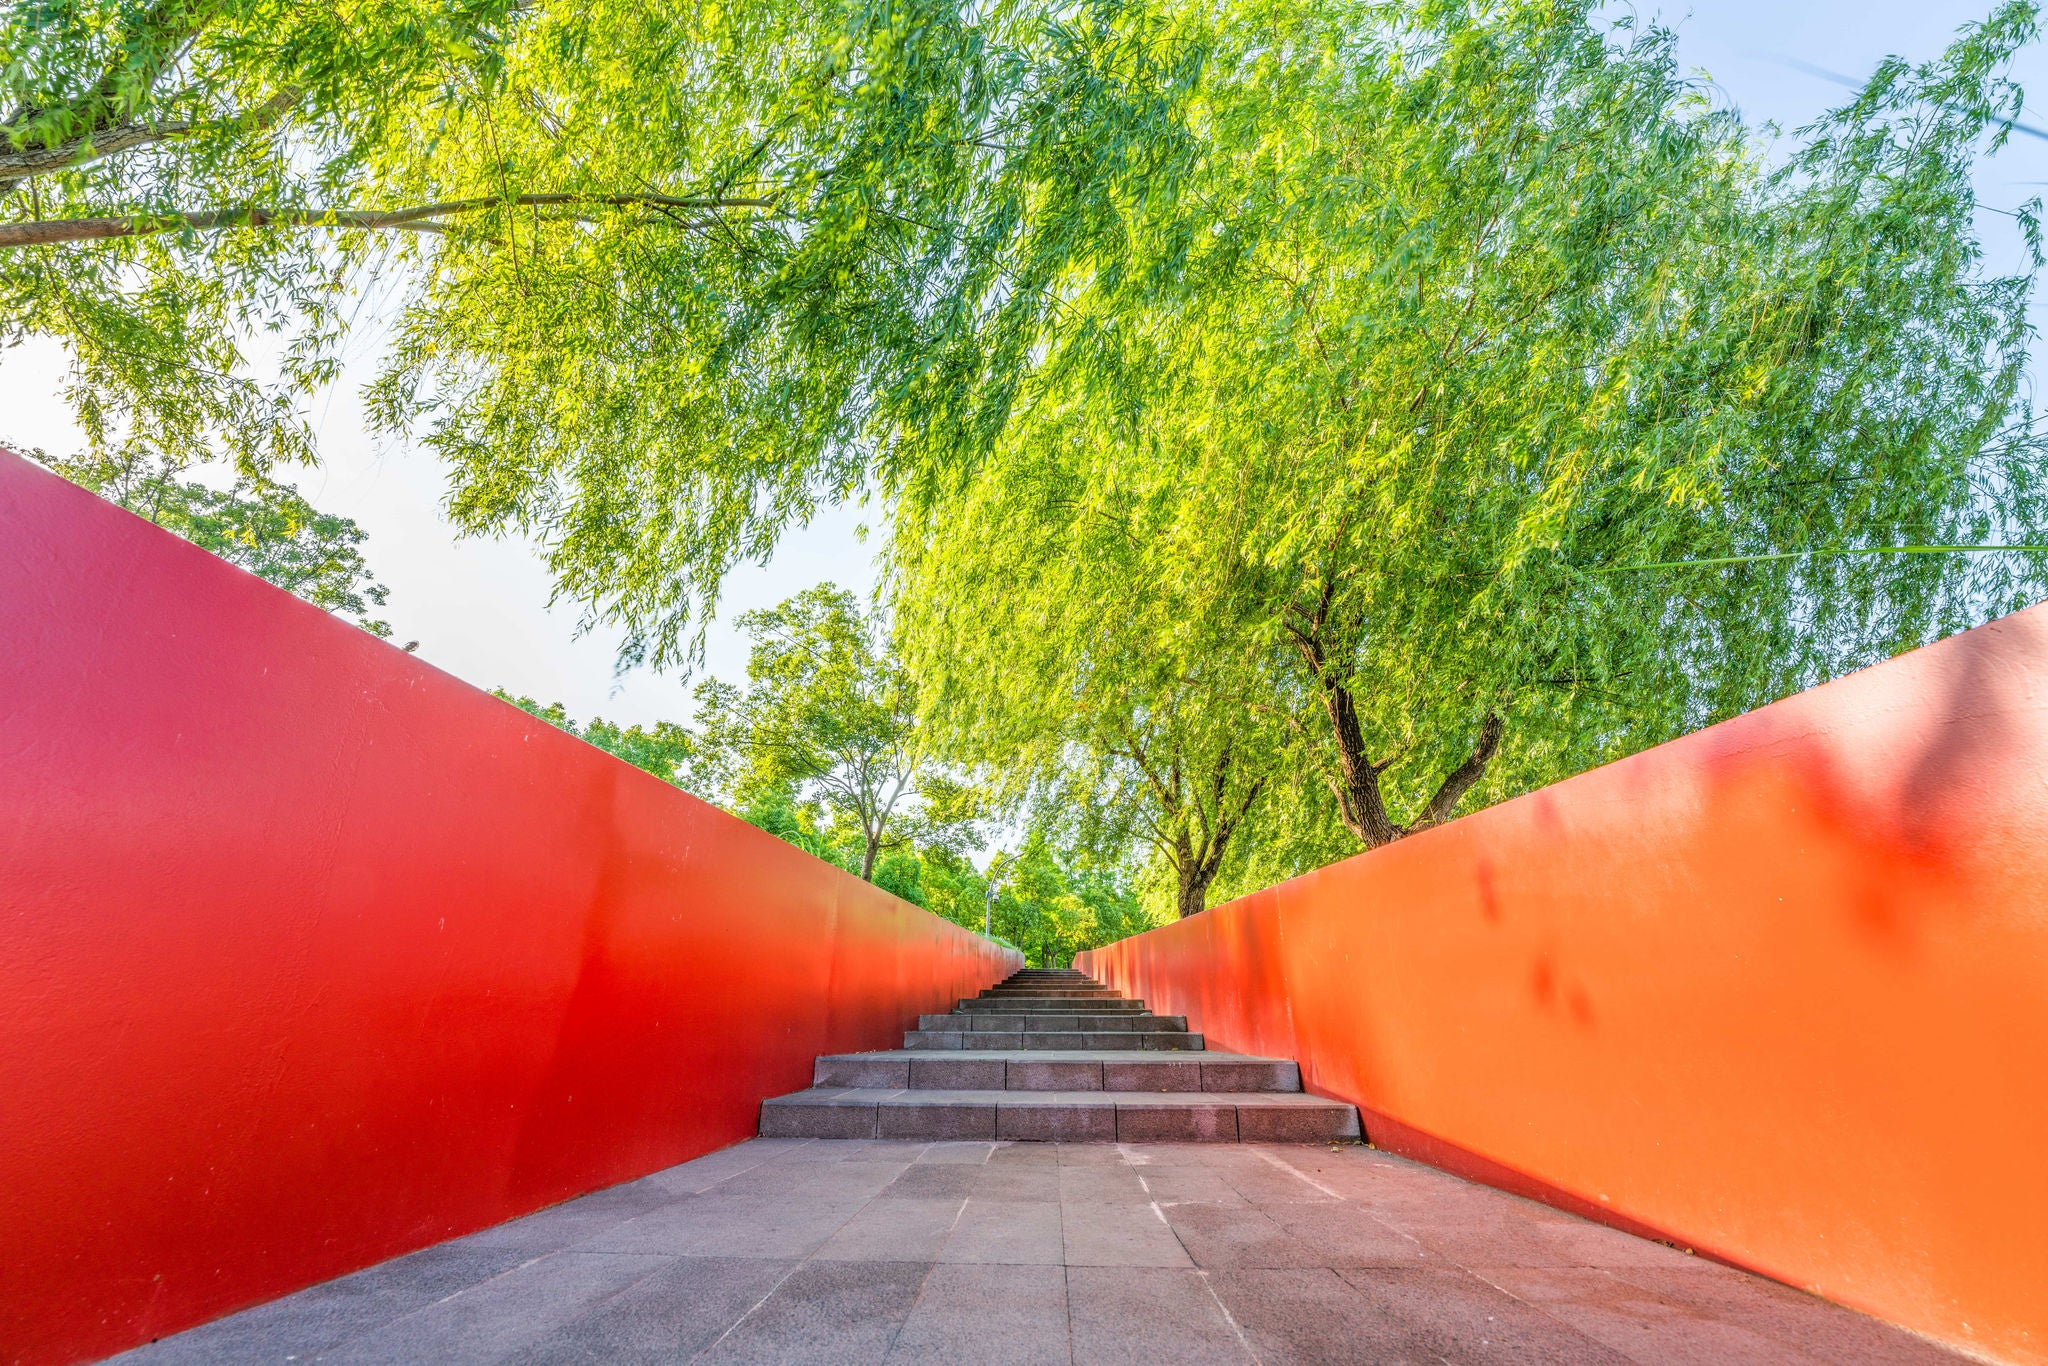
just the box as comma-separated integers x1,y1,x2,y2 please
491,692,697,787
896,523,1286,918
693,585,979,881
50,449,410,643
889,833,1158,966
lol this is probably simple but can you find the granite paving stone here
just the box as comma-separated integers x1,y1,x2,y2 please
117,1139,1974,1365
821,1056,913,1088
1060,1196,1194,1269
937,1196,1065,1265
879,1100,997,1141
575,1191,870,1259
453,1179,690,1251
814,1198,968,1262
1127,1164,1249,1207
1162,1202,1345,1269
1333,1266,1639,1365
644,1137,821,1190
997,1094,1118,1142
985,1140,1063,1166
1261,1200,1434,1265
318,1252,675,1365
697,1260,929,1365
767,1138,917,1164
1472,1265,1965,1366
1202,1265,1403,1362
1066,1267,1252,1365
883,1263,1070,1366
497,1256,796,1365
909,1056,1006,1088
1102,1058,1201,1092
102,1244,539,1366
883,1163,983,1199
971,1162,1065,1202
1057,1162,1152,1204
1116,1099,1237,1142
1591,1264,1966,1364
1008,1059,1103,1090
916,1140,998,1164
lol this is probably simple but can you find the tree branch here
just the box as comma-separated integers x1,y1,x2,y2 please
0,192,779,248
1411,712,1504,832
0,87,302,187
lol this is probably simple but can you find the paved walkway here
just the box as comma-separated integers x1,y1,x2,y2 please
116,1138,1963,1364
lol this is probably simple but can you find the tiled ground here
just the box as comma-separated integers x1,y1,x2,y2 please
112,1139,1965,1365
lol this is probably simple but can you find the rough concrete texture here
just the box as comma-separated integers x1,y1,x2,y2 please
110,1138,1967,1365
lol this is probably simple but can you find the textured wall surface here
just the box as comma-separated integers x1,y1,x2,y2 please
1080,604,2048,1366
0,453,1019,1365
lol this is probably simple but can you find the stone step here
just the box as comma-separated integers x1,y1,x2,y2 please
903,1029,1204,1051
956,999,1146,1013
917,1013,1188,1033
974,999,1122,1011
813,1050,1300,1092
978,987,1122,999
982,984,1120,992
759,1087,1360,1143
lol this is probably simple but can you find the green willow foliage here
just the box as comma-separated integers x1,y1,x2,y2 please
891,0,2048,904
5,0,1214,661
11,0,2046,910
2,0,524,470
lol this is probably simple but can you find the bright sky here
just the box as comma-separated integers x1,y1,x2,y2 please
2,0,2042,728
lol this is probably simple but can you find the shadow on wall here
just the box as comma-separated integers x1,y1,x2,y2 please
1079,603,2048,1366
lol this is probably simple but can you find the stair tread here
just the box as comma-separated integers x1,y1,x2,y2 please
818,1048,1286,1063
904,1031,1204,1049
766,1087,1350,1108
761,967,1355,1143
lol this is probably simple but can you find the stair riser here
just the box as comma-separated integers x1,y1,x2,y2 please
918,1014,1187,1033
760,1097,1358,1143
958,1001,1145,1013
814,1056,1300,1092
904,1030,1204,1051
982,989,1120,997
758,966,1362,1144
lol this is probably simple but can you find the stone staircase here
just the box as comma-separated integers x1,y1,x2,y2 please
760,967,1359,1143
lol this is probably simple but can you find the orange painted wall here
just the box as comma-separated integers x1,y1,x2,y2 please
0,453,1020,1366
1080,604,2048,1366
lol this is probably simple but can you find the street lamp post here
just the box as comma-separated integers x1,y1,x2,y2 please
983,852,1010,940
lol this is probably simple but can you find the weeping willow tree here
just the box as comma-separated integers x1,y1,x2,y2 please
890,0,2048,894
12,0,2046,893
6,0,1196,660
0,0,531,469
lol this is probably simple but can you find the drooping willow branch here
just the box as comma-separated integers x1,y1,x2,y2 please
0,192,779,248
1598,544,2048,573
0,88,306,190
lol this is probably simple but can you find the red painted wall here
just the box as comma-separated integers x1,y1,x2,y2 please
1080,605,2048,1366
0,452,1020,1366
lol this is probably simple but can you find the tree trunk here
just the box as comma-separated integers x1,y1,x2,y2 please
1175,863,1214,919
1321,677,1402,847
860,831,880,881
1411,712,1505,832
1284,589,1505,851
1287,622,1402,846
